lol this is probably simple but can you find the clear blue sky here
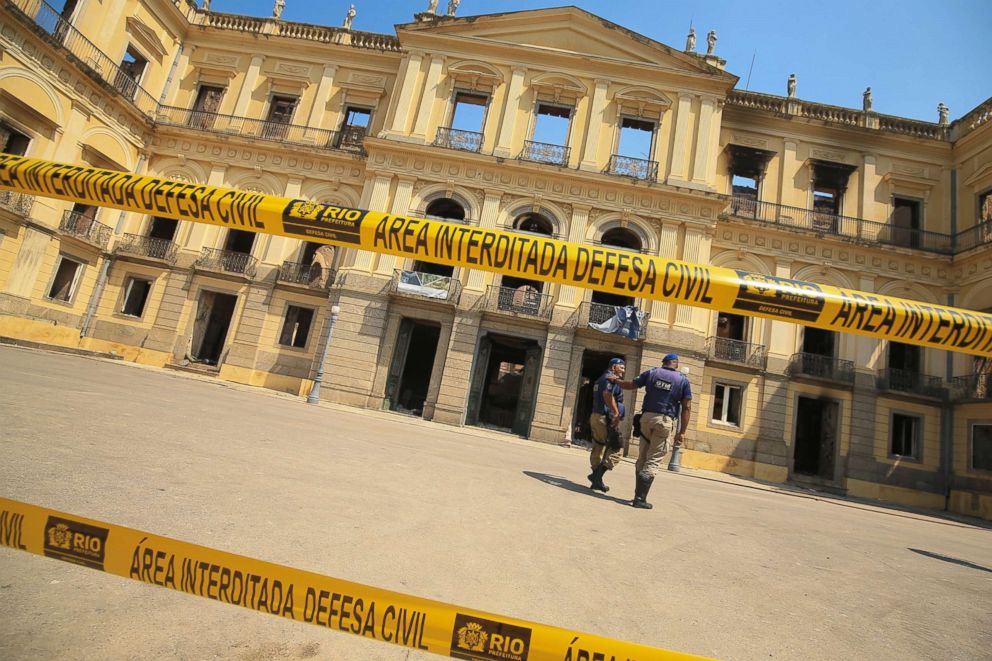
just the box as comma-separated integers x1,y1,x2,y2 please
204,0,991,122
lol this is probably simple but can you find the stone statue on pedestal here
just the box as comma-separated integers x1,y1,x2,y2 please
447,0,459,17
427,0,438,13
863,87,873,112
706,30,717,55
937,102,949,126
273,0,285,20
685,27,696,52
343,4,356,29
787,73,796,98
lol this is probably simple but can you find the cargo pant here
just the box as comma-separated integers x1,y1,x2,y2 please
589,413,623,470
635,412,676,479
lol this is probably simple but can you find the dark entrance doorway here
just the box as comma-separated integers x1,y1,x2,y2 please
571,349,622,444
793,396,839,480
466,334,542,436
190,291,238,365
384,319,441,417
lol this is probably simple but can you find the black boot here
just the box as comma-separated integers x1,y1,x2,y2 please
632,474,654,509
587,462,610,492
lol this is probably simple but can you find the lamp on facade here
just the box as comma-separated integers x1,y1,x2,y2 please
306,304,340,404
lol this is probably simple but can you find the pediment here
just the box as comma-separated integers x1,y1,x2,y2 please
400,7,734,82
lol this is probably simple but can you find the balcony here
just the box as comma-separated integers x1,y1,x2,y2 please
578,301,647,340
156,106,360,154
433,127,483,153
725,195,954,255
605,154,658,182
0,190,34,217
955,221,992,253
787,352,855,385
485,285,552,320
10,0,157,116
59,210,112,250
706,336,767,369
277,261,335,290
114,233,178,264
193,248,257,278
519,141,570,167
876,368,946,399
948,374,992,402
389,269,461,304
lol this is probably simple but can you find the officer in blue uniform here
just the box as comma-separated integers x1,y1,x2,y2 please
612,353,692,509
587,357,626,492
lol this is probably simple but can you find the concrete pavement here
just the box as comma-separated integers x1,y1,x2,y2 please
0,345,990,660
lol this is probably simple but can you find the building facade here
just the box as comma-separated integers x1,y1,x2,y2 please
1,0,990,517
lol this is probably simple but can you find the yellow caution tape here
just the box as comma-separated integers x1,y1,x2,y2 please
0,153,989,357
0,497,707,660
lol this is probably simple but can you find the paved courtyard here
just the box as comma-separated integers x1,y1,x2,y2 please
0,345,990,661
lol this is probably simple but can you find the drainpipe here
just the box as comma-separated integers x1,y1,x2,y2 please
158,41,185,107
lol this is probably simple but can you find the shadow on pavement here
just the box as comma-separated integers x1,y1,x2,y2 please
523,470,631,506
909,548,992,573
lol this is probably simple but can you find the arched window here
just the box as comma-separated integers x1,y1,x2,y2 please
513,212,555,236
424,197,466,221
600,227,642,251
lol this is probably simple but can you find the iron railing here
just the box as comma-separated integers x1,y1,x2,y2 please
334,125,367,153
114,233,179,263
589,239,650,254
876,368,946,398
389,269,460,303
606,154,658,181
194,248,257,278
11,0,157,116
59,210,112,249
787,352,855,384
0,190,35,216
277,261,335,289
485,285,552,319
519,141,570,166
156,105,352,152
706,336,767,369
955,221,992,253
726,195,955,255
407,209,472,225
433,127,483,153
579,301,647,340
948,374,992,402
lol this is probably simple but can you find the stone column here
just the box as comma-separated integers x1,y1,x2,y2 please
649,222,679,325
307,63,338,130
232,55,265,119
375,176,416,275
859,154,877,230
765,258,797,372
411,54,445,141
674,225,710,329
579,79,610,172
555,205,591,307
183,164,227,249
351,174,393,272
382,51,424,138
778,140,798,207
52,102,89,164
690,96,718,187
465,190,503,292
493,66,527,158
264,176,304,263
666,93,694,184
160,44,195,107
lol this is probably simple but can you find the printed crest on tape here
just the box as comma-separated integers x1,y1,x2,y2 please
43,516,109,570
450,613,532,661
282,199,366,245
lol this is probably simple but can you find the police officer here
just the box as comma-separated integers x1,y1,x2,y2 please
587,357,626,493
611,353,692,509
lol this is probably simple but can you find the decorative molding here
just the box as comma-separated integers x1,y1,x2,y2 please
731,133,769,148
810,148,849,163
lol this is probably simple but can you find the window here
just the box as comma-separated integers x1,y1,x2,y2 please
727,145,773,217
114,46,148,99
47,255,83,302
891,197,922,248
802,327,836,357
617,117,655,161
810,160,856,231
979,190,992,224
120,277,152,317
450,92,488,133
263,95,298,139
973,424,992,471
711,383,742,426
224,229,255,254
338,106,371,150
888,342,921,373
0,122,30,155
279,305,315,348
148,216,178,241
342,106,371,130
531,103,571,146
890,413,920,459
189,85,225,129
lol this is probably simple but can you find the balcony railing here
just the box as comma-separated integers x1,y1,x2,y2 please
955,221,992,253
876,368,946,399
606,154,658,182
59,210,112,249
334,125,367,153
579,301,647,340
726,195,954,255
156,106,356,153
949,374,992,401
706,336,767,369
485,285,552,319
519,141,570,166
389,269,460,303
408,209,472,225
194,248,257,278
276,261,334,289
787,352,855,384
433,127,483,153
114,233,178,263
11,0,157,116
0,190,35,216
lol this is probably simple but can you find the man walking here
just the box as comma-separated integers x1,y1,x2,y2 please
587,357,626,493
612,353,692,509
